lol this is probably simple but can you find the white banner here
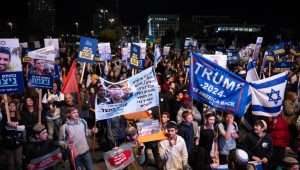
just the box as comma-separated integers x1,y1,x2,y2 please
95,67,160,120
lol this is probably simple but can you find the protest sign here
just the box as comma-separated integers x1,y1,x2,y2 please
27,148,62,170
98,43,112,61
121,47,129,61
163,46,170,56
154,45,161,67
95,67,159,120
191,53,250,117
78,36,98,63
136,119,166,143
33,41,41,49
20,42,28,48
136,119,160,136
28,46,55,89
104,143,135,170
0,39,24,94
227,49,240,65
44,38,59,58
130,44,144,69
133,43,146,59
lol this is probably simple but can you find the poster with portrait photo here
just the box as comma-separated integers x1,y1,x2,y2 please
0,39,24,94
28,46,55,89
95,67,160,120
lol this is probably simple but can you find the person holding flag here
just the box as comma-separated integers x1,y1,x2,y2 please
59,107,98,170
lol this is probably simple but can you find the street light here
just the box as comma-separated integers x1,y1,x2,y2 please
108,18,115,24
156,23,160,37
100,9,108,21
74,22,79,33
8,22,13,34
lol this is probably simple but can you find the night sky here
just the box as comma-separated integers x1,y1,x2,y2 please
1,0,299,34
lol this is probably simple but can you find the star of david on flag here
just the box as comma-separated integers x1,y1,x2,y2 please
267,89,281,105
250,71,288,117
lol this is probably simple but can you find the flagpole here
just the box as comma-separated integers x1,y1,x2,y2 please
268,62,272,77
37,89,43,125
3,94,11,123
80,63,86,84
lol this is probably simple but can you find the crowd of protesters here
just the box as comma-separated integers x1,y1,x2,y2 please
1,36,300,170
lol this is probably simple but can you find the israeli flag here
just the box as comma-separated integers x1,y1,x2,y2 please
154,45,161,67
246,57,259,82
246,37,263,82
250,71,288,117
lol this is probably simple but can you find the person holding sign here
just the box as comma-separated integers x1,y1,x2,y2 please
24,123,62,170
124,126,146,169
2,100,25,170
20,96,44,140
59,107,98,170
158,121,189,170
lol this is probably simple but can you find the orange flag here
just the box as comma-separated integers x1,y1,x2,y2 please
62,60,79,94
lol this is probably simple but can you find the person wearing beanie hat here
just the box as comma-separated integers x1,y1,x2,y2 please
158,121,189,170
240,119,273,170
24,123,61,170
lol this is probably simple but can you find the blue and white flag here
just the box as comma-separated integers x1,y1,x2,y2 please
246,37,263,82
191,53,250,117
250,71,288,117
246,57,259,82
154,45,161,67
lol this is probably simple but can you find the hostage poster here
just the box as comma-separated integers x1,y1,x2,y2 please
0,39,24,94
28,46,56,89
95,67,159,120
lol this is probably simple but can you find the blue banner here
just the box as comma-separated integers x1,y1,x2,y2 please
78,36,98,63
0,39,24,94
130,44,144,69
28,73,53,89
0,72,24,94
190,53,250,117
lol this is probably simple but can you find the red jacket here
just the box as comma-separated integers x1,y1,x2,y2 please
271,115,290,147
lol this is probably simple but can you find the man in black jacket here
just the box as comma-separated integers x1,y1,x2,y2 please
24,124,62,170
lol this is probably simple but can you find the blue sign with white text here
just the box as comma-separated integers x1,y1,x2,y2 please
190,53,250,117
130,44,144,69
78,36,98,63
0,72,24,94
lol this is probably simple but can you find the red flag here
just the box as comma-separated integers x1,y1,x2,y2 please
62,60,79,94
